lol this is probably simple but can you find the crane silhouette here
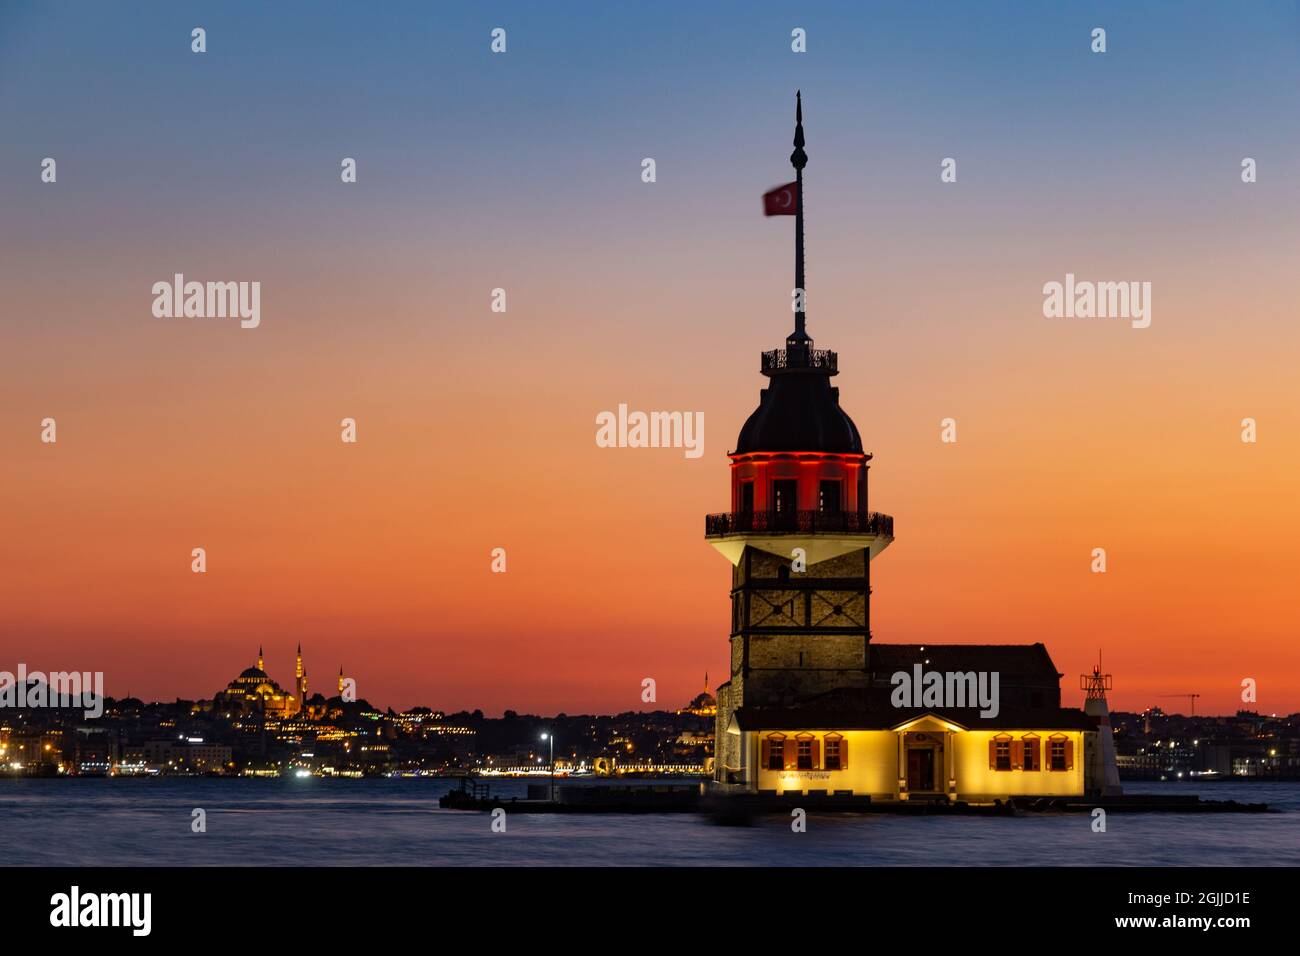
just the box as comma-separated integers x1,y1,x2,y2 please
1157,693,1201,716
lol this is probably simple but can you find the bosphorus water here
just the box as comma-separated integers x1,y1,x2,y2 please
3,778,1296,866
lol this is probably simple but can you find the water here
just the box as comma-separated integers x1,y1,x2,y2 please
2,778,1296,866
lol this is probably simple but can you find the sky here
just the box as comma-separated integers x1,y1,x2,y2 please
2,1,1298,716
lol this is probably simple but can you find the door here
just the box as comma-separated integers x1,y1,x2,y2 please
772,480,798,530
907,748,935,792
818,479,841,514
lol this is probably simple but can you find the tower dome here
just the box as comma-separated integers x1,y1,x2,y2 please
734,349,862,454
734,90,861,456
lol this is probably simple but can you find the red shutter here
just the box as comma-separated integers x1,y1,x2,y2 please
988,739,997,770
1064,739,1075,771
1011,740,1023,770
785,740,798,771
810,738,821,769
761,738,771,769
839,738,849,770
1024,738,1038,771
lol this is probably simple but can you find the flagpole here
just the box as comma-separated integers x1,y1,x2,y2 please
791,91,808,343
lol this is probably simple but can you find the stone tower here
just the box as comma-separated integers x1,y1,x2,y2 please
706,94,894,784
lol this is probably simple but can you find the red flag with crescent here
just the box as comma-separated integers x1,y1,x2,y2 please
763,181,798,216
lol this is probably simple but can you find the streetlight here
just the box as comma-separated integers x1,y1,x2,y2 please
540,731,554,802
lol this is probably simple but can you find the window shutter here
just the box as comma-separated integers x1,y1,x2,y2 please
988,739,997,770
1064,739,1074,771
1024,737,1038,770
839,738,849,770
1011,740,1023,770
785,740,799,771
810,738,820,769
761,738,771,769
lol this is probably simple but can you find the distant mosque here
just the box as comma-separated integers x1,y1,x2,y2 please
213,645,345,719
681,673,718,718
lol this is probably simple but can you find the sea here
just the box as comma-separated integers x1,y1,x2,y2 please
2,777,1297,866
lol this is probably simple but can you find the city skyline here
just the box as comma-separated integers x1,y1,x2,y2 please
4,2,1299,717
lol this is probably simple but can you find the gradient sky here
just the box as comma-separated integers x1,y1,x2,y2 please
3,2,1299,716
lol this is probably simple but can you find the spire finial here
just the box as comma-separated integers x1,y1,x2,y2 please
790,91,809,342
791,90,807,169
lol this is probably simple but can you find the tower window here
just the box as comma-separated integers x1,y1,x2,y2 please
740,481,754,514
818,480,841,513
773,480,797,514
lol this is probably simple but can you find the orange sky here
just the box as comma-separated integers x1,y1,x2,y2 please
4,236,1298,716
3,3,1298,716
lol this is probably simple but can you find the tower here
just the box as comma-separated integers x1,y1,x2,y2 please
257,645,264,672
338,666,344,695
706,94,894,786
295,643,307,703
1081,659,1123,796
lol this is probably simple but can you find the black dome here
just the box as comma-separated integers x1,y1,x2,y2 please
735,371,863,454
239,667,269,679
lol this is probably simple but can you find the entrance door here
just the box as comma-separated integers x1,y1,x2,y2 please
772,480,798,530
906,748,935,792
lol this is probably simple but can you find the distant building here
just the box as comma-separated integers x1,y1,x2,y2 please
212,647,301,718
680,674,717,718
140,739,232,773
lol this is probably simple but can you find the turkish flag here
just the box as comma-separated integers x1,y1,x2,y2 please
763,181,798,216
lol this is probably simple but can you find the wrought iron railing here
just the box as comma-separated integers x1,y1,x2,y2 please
704,510,893,537
761,348,837,373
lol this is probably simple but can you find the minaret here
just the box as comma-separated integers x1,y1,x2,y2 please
705,94,894,789
338,666,344,694
295,644,306,703
257,646,264,671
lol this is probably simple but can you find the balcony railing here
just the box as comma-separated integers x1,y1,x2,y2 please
705,510,893,537
761,348,837,373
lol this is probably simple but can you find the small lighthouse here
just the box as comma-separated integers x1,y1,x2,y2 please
1081,661,1124,796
